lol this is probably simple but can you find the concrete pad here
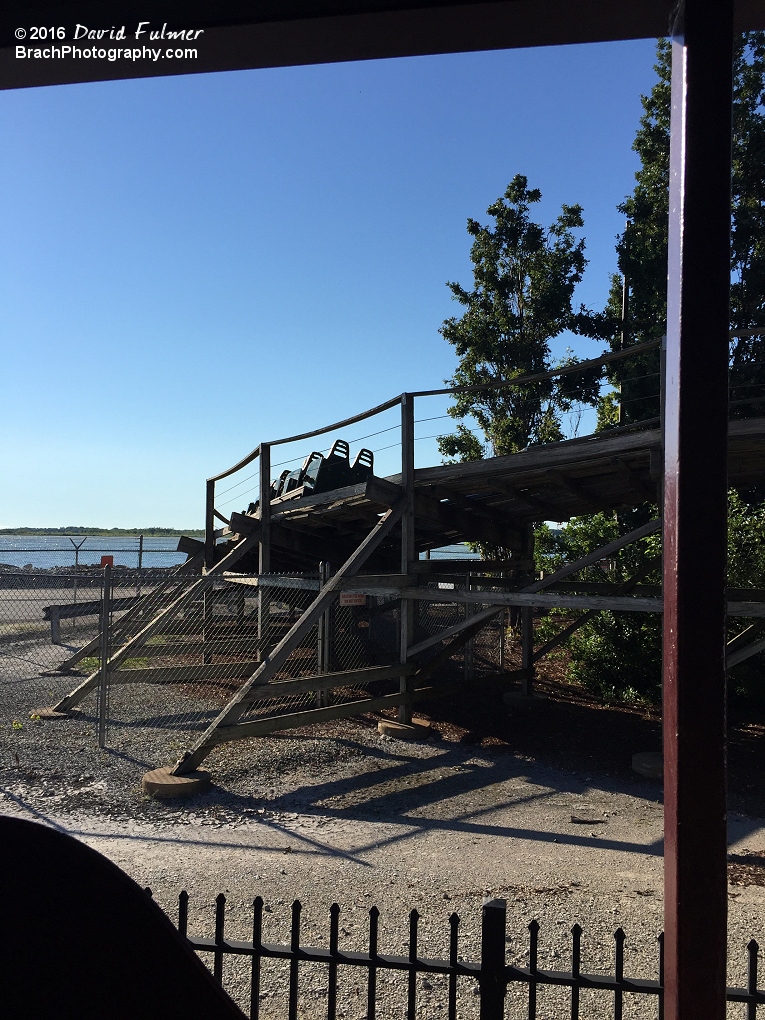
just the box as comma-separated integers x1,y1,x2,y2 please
377,717,432,741
632,751,663,779
141,767,212,799
32,707,77,719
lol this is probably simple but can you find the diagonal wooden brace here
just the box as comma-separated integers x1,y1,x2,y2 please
51,530,264,712
173,499,407,774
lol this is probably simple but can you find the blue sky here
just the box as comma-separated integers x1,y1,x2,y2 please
1,39,660,529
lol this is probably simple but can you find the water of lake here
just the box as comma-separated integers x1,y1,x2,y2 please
0,534,478,571
0,535,188,570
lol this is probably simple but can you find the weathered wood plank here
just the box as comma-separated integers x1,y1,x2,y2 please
523,518,661,593
407,605,502,657
410,559,521,573
245,663,416,703
177,535,205,556
212,669,524,742
175,499,407,773
405,587,664,612
111,661,261,684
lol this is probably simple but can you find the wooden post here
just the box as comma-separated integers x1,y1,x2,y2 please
663,4,733,1018
204,479,216,572
398,393,415,725
259,444,271,576
521,524,535,696
499,608,505,672
464,573,474,681
258,444,271,661
521,607,534,696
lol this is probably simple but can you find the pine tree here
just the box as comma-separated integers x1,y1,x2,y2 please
597,33,765,426
437,175,593,461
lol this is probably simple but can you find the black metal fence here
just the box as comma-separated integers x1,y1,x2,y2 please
157,891,765,1020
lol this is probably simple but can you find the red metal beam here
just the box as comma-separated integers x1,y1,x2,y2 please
663,2,733,1017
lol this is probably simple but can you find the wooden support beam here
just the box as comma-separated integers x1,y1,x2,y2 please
212,668,525,743
413,490,522,549
405,587,663,612
727,632,765,670
726,617,765,657
662,8,733,1016
400,393,416,725
410,559,524,574
614,457,656,502
259,443,271,575
174,499,407,774
177,535,204,557
523,518,661,594
244,663,415,704
426,485,521,531
228,511,259,536
407,605,502,657
547,470,601,512
52,576,214,712
209,530,262,574
205,478,216,571
489,481,560,517
111,661,261,685
411,610,505,686
532,555,662,663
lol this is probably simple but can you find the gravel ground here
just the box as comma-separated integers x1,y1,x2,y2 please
3,654,765,1018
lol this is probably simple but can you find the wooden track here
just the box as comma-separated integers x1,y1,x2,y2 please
216,418,765,572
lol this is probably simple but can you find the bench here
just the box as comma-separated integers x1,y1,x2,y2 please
44,596,139,644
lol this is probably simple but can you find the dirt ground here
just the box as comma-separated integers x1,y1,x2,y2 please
3,654,765,1018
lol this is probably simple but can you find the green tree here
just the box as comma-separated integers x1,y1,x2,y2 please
548,35,765,705
437,175,594,462
595,33,765,426
535,492,765,706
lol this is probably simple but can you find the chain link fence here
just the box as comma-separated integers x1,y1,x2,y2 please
1,563,513,762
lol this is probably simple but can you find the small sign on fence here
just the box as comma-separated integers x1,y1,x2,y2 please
100,555,114,567
339,592,366,606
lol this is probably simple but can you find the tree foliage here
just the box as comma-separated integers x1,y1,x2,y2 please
592,33,765,426
536,493,765,705
437,175,593,461
549,35,765,704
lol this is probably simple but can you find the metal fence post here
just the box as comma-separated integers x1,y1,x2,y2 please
137,533,144,599
317,561,331,707
98,562,111,749
480,897,507,1020
49,606,61,645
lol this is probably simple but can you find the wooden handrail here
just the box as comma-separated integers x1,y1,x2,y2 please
207,338,673,487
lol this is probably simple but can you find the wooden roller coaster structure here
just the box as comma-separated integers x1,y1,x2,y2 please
50,334,765,776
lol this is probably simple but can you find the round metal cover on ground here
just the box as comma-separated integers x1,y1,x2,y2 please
632,751,663,779
378,717,432,741
142,767,211,799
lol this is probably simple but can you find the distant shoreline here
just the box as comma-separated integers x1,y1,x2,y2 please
0,528,204,537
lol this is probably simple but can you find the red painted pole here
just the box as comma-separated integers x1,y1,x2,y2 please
663,2,733,1018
